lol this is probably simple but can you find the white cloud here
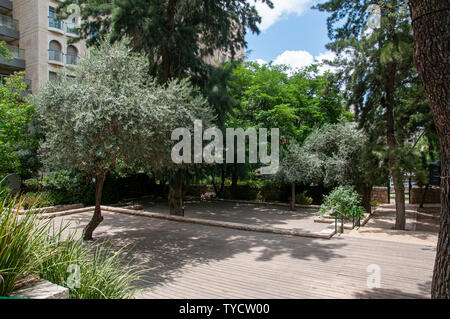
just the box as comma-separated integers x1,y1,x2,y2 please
252,58,268,65
273,50,314,69
315,51,337,74
254,0,313,31
261,50,338,74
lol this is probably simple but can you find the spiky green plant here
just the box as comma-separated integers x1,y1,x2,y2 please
1,190,142,298
37,226,143,299
0,194,51,296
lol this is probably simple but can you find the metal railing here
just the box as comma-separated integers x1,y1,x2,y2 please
48,17,63,30
66,54,78,66
48,50,63,63
334,206,362,234
66,22,79,35
0,13,18,30
5,44,25,59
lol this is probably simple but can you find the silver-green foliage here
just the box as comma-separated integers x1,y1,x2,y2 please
276,142,322,184
276,121,365,186
34,39,214,176
303,121,367,186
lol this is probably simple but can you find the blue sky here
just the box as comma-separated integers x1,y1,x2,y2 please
245,0,334,69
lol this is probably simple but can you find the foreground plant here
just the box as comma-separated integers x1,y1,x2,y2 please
0,191,142,298
37,227,142,299
0,195,50,296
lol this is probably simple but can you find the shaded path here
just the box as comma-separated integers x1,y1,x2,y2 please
52,210,435,299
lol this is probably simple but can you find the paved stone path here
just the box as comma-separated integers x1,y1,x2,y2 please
51,203,436,299
347,204,438,246
140,200,328,234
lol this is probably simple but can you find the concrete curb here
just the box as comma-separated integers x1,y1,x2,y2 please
18,204,84,215
101,206,336,239
38,205,336,239
207,198,321,210
10,280,69,299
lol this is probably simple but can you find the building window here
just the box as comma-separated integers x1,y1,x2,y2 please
48,40,63,63
49,71,59,82
66,45,79,65
66,17,79,35
48,7,62,30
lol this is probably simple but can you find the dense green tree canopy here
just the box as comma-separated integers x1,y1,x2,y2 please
0,73,34,177
228,62,348,144
58,0,273,83
35,40,214,238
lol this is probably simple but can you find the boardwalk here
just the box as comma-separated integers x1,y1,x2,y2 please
53,208,436,299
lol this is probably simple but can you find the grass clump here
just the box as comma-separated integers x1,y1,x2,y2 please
0,191,142,299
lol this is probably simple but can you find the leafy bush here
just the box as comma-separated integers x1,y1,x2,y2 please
319,185,365,218
370,200,379,207
295,191,313,205
21,191,55,209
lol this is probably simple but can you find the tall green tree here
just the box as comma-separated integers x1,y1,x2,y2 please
35,40,213,239
59,0,272,84
0,73,34,178
315,0,430,229
227,62,346,203
408,0,450,299
58,0,271,214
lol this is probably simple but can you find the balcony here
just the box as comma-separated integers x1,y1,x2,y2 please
66,22,79,36
66,54,79,66
48,49,64,65
0,45,25,70
0,13,19,41
48,17,64,34
0,0,12,14
0,74,32,96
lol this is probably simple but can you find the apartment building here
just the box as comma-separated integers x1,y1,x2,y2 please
0,1,243,94
0,0,88,94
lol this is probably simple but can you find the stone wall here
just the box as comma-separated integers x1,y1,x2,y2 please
371,187,389,204
410,186,441,204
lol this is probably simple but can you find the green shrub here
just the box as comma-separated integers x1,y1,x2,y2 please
319,185,365,218
370,200,379,207
21,191,55,209
295,191,313,205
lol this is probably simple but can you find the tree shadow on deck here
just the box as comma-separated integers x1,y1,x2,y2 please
62,211,347,290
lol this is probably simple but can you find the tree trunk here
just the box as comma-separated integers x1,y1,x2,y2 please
420,184,429,208
83,172,106,241
169,170,184,216
231,165,238,198
219,165,225,196
409,0,450,299
161,0,179,83
290,182,296,211
384,62,406,230
361,184,373,215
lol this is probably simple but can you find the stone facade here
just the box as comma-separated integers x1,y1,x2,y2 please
12,0,88,94
0,0,88,93
370,187,389,204
410,186,441,204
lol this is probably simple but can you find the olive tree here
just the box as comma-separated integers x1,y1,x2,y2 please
35,40,213,240
275,142,322,211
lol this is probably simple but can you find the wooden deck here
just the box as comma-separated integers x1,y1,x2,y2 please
53,210,436,299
